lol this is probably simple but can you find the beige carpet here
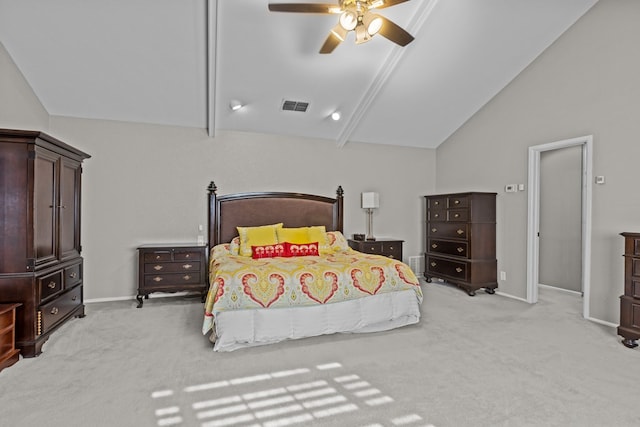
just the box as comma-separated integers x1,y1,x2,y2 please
0,281,638,427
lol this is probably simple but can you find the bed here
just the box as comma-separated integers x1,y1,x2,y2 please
202,182,423,351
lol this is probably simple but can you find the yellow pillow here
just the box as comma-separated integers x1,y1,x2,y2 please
276,227,310,244
307,226,330,254
237,223,283,257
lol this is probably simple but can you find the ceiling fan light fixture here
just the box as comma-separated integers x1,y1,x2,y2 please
364,13,383,36
339,10,358,31
355,24,371,44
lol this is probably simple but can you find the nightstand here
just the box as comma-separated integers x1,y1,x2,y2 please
348,238,403,260
137,244,208,308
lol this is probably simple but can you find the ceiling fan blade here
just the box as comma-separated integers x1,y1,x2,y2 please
268,3,339,14
319,24,347,53
378,16,414,46
371,0,410,9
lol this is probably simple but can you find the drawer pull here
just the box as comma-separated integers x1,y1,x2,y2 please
431,262,437,267
183,275,192,281
431,243,438,249
153,276,163,282
155,255,161,260
72,296,78,301
457,247,464,253
185,254,191,258
434,201,439,205
389,255,395,259
457,229,464,235
153,265,164,271
51,307,59,315
431,228,437,233
48,281,57,289
369,246,376,251
434,213,439,218
455,267,463,273
454,200,460,205
183,264,193,270
388,246,394,250
454,213,460,218
69,272,77,279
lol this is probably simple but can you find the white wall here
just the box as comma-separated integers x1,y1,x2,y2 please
436,0,640,323
0,42,48,130
47,117,436,300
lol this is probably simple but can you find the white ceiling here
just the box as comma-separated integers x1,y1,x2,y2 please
0,0,598,149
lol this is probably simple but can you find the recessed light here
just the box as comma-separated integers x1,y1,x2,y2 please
331,111,341,121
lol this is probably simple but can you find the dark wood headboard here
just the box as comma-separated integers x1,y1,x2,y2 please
207,182,344,247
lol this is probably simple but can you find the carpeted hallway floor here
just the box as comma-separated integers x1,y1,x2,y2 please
1,281,638,427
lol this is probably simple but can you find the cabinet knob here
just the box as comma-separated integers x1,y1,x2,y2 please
457,247,464,253
185,254,191,258
153,276,163,282
183,275,192,281
431,243,438,249
455,267,463,273
69,272,77,279
155,255,161,260
434,201,439,205
72,296,78,301
457,229,464,235
454,200,460,205
431,228,437,233
51,307,59,315
153,265,164,271
454,213,460,218
48,281,56,289
434,213,439,218
183,264,193,270
431,262,437,267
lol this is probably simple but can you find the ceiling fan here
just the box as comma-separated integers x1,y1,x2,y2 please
268,0,415,54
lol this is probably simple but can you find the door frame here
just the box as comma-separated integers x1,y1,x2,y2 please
526,135,593,318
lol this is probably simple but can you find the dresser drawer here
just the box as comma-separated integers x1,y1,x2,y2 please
426,256,468,281
174,250,202,261
428,239,468,258
447,195,469,208
447,209,469,222
38,270,64,302
64,263,82,288
428,223,468,240
144,261,201,274
428,197,447,209
358,241,383,254
144,252,172,262
39,286,82,335
144,272,202,287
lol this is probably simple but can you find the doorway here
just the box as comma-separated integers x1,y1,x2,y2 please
526,135,593,318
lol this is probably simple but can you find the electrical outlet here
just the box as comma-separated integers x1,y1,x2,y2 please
505,184,517,193
500,271,506,281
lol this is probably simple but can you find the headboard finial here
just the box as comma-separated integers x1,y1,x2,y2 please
336,185,344,197
208,181,217,194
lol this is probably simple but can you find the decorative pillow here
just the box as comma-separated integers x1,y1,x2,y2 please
251,243,287,259
229,236,240,256
285,241,319,257
307,226,330,254
326,231,349,252
276,227,310,244
237,223,283,257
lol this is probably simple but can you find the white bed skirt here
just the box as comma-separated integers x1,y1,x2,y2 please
211,289,421,352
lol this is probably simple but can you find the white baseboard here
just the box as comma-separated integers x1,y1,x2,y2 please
538,283,582,296
495,290,529,303
85,291,192,304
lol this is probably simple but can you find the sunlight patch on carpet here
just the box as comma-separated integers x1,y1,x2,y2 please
151,361,434,427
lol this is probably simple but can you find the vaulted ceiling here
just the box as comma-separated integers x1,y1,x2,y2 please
0,0,598,149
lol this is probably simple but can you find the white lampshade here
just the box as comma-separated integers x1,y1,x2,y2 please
361,192,379,209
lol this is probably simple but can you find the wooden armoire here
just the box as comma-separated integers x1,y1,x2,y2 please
0,129,90,357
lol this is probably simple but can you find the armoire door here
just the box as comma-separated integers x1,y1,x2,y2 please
59,157,82,261
33,148,59,267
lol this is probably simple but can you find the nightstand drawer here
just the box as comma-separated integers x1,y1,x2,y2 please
347,239,403,260
144,252,172,262
174,251,202,261
144,273,202,287
144,261,201,274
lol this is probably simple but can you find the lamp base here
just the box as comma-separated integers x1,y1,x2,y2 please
365,237,376,241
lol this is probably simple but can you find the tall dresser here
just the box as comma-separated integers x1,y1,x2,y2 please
619,232,640,348
0,129,90,357
424,192,497,296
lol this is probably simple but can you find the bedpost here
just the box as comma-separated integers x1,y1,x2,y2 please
207,181,218,247
335,185,344,233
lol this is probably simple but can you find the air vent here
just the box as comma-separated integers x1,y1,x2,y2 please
282,100,309,112
409,256,424,278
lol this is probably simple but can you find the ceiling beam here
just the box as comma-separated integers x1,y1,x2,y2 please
336,0,440,147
